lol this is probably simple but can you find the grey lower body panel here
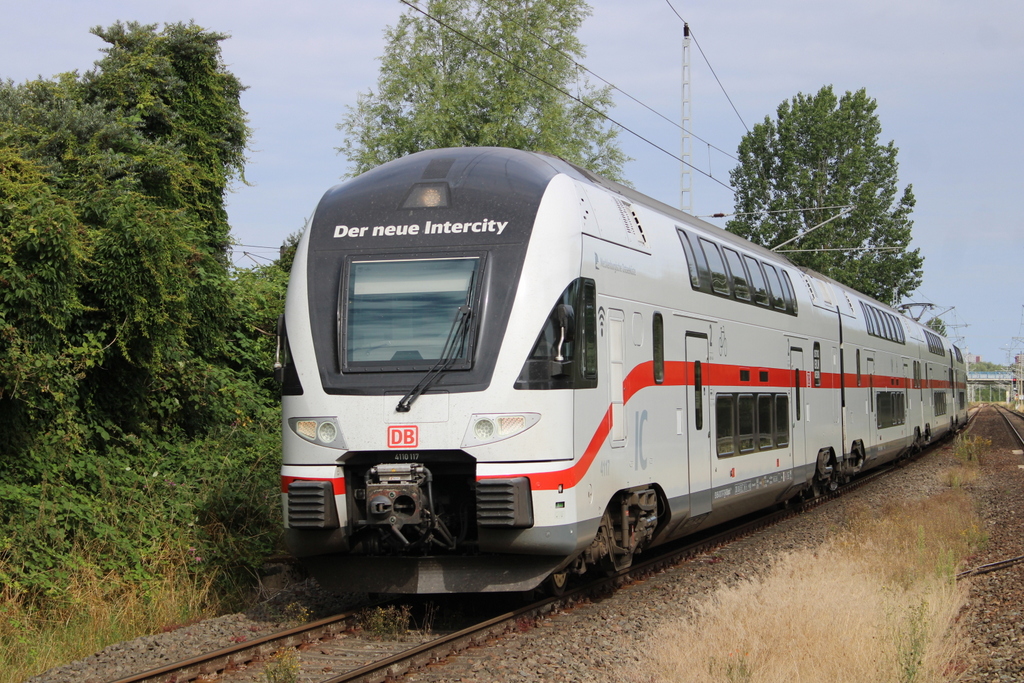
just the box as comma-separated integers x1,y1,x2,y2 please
299,552,567,594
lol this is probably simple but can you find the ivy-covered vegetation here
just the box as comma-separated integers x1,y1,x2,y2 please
0,20,287,630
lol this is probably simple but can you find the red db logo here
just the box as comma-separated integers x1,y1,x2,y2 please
388,425,418,448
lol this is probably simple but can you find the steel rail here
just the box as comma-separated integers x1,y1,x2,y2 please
106,611,363,683
953,404,1022,581
992,404,1024,450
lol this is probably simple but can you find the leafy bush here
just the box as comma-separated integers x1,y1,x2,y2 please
0,21,292,678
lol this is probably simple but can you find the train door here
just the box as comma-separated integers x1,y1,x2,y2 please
685,332,712,517
789,346,807,479
607,309,626,447
573,302,624,517
903,361,912,445
866,356,876,452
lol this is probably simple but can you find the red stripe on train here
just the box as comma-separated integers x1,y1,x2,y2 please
480,358,956,491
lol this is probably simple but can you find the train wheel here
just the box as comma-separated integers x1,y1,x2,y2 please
593,511,634,575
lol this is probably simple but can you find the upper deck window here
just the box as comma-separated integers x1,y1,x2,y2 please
762,264,786,310
924,329,945,356
699,238,731,296
744,255,770,306
676,228,707,290
722,247,751,301
342,257,480,371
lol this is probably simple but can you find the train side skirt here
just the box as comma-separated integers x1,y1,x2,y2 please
300,553,567,593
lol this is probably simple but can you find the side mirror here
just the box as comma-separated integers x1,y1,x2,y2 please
554,304,575,362
273,313,285,383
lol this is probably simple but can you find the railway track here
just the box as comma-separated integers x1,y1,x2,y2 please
108,424,972,683
990,403,1024,450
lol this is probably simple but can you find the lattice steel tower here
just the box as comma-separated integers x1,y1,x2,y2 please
680,22,693,213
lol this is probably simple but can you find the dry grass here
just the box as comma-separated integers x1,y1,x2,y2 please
953,434,990,466
0,547,220,683
644,490,984,683
942,466,979,489
941,433,988,490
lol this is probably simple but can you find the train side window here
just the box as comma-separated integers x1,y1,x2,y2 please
873,309,885,339
890,314,903,343
934,391,947,416
856,349,862,387
763,264,786,310
813,342,822,388
738,394,756,452
781,271,798,314
676,229,707,291
653,313,664,384
775,394,790,446
860,302,874,336
744,255,770,306
699,238,731,296
694,360,704,430
582,279,598,380
757,394,773,449
514,278,597,390
722,248,751,301
716,394,735,457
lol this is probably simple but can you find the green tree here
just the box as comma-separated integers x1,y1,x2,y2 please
338,0,628,181
0,22,289,612
82,21,248,253
83,21,250,358
925,317,947,337
727,86,921,305
0,22,253,440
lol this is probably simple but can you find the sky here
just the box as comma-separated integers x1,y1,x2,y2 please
3,0,1022,363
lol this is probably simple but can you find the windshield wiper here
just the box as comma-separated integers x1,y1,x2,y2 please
396,304,472,413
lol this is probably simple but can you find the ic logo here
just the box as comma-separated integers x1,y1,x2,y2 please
388,425,418,448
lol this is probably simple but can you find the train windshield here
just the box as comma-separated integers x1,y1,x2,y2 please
342,257,480,371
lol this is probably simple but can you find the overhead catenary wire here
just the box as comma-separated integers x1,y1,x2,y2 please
232,243,281,250
662,0,749,134
776,246,903,253
476,0,737,162
697,205,857,219
397,0,735,193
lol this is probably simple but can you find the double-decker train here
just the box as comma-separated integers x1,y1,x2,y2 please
277,147,966,594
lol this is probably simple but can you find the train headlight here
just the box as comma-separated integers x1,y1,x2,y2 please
473,418,495,440
317,421,338,444
288,417,346,449
462,413,541,447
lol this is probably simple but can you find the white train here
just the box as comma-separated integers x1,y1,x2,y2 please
277,147,966,594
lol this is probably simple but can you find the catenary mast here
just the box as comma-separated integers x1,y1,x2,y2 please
680,22,693,212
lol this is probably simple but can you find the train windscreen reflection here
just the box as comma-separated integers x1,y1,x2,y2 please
346,258,479,366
